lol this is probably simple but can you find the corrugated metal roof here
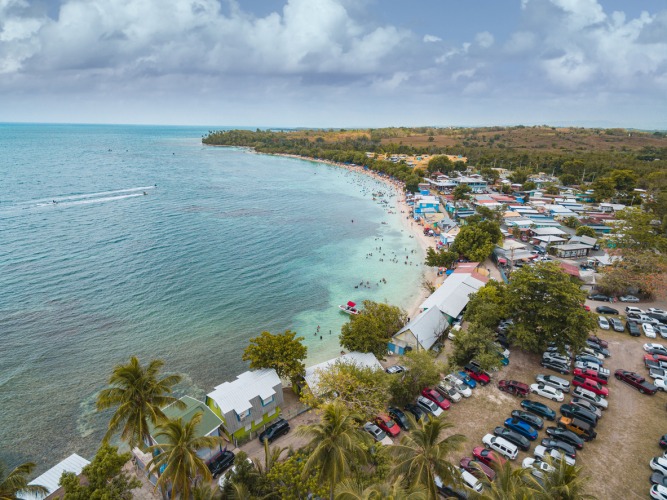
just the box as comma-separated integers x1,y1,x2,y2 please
24,453,90,499
152,396,222,444
207,369,280,415
420,273,486,318
304,352,382,395
394,306,448,350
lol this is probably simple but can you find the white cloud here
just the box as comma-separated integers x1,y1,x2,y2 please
474,31,494,48
423,34,441,43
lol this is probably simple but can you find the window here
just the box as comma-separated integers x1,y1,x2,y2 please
261,395,274,406
236,409,250,421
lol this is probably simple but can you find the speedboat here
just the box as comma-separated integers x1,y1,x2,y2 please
339,301,360,315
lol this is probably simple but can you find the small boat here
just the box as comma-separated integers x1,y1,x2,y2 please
339,301,360,315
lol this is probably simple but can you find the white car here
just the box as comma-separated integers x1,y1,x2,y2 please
597,316,610,330
530,383,564,402
536,374,571,393
650,484,667,500
581,348,604,360
648,368,667,381
444,374,472,397
619,295,640,303
655,379,667,392
448,324,461,340
651,457,667,475
459,469,483,493
574,361,610,377
644,343,667,354
644,323,657,338
534,445,575,466
417,396,443,417
437,382,462,403
218,458,253,490
521,457,555,479
626,306,644,315
571,386,608,409
657,325,667,339
649,308,667,315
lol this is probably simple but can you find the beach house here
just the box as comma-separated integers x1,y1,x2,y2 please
206,368,283,444
22,454,90,500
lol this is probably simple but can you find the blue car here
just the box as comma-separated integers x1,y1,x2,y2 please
521,399,557,421
504,417,538,440
456,371,477,389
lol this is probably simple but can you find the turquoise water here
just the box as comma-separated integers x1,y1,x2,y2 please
0,124,423,469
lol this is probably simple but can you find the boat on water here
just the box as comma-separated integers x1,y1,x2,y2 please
339,301,360,315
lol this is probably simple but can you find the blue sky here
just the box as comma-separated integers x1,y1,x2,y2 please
1,0,665,128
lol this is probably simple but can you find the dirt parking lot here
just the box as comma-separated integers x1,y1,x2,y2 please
436,299,667,499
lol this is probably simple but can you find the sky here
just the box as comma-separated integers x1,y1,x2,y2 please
1,0,666,128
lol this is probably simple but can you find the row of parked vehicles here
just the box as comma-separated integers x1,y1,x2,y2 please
594,305,667,339
650,434,667,499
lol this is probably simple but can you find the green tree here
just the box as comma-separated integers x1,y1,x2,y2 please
424,247,458,268
533,456,595,500
463,280,508,329
242,330,308,385
192,481,223,500
575,226,597,238
522,181,537,191
264,450,328,500
544,184,560,195
451,322,503,371
148,413,224,499
609,169,638,193
559,174,577,186
304,362,391,420
334,476,427,499
219,450,262,498
506,263,596,354
59,444,140,500
591,177,615,202
562,216,580,229
475,205,502,223
479,168,500,184
453,222,502,262
297,402,372,500
453,184,472,200
389,350,444,407
0,461,48,500
427,156,454,174
610,208,667,252
471,460,536,499
96,356,184,448
509,169,530,184
390,416,465,500
596,250,667,299
340,301,407,359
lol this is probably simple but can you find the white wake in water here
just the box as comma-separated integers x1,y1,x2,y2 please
20,185,156,205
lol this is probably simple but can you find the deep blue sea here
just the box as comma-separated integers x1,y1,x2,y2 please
0,123,423,470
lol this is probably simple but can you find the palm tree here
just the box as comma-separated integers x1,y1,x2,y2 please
148,412,224,499
251,439,287,476
532,456,595,500
96,356,185,447
0,461,48,500
389,416,465,500
192,480,222,500
335,476,428,499
296,401,372,499
471,461,537,500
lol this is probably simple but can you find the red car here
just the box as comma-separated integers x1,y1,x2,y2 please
646,353,667,363
588,335,608,348
572,376,609,397
472,446,507,467
464,364,491,385
573,368,608,385
614,369,658,395
460,457,496,482
498,380,529,397
421,388,451,411
583,304,591,312
374,414,401,437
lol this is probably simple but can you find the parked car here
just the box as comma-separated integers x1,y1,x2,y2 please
574,361,610,377
619,295,640,302
626,320,641,337
504,417,538,440
534,445,575,466
209,451,236,478
629,313,660,324
388,407,410,430
608,317,625,332
530,383,564,402
595,305,618,315
541,359,571,375
651,472,667,487
573,368,608,385
660,434,667,450
464,364,491,385
522,457,555,479
575,354,603,366
649,308,667,315
385,365,406,374
498,379,530,397
655,379,667,391
658,325,667,339
417,395,444,416
493,426,531,451
258,418,290,444
571,386,608,409
645,354,667,369
536,374,571,393
626,306,644,314
404,403,425,421
648,312,667,324
445,374,473,396
644,343,667,355
460,457,496,482
455,371,477,389
650,484,667,500
511,410,544,430
570,398,603,419
458,469,484,493
651,457,667,476
588,335,609,348
597,316,610,330
540,438,577,459
560,404,598,427
473,446,507,468
543,352,571,365
545,426,585,449
585,342,611,357
649,368,667,381
482,434,519,460
421,388,451,411
581,347,605,360
572,376,609,396
374,414,400,437
588,293,610,301
363,422,388,442
521,399,557,420
437,382,462,403
645,323,658,338
558,416,597,441
614,369,658,395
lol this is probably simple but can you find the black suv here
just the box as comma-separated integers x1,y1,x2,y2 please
208,450,235,478
626,320,641,337
258,418,290,444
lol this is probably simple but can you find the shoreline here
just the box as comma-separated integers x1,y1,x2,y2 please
259,150,441,322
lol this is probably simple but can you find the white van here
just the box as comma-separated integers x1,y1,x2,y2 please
482,434,519,460
459,468,483,492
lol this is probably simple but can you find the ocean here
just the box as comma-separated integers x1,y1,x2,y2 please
0,123,424,470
